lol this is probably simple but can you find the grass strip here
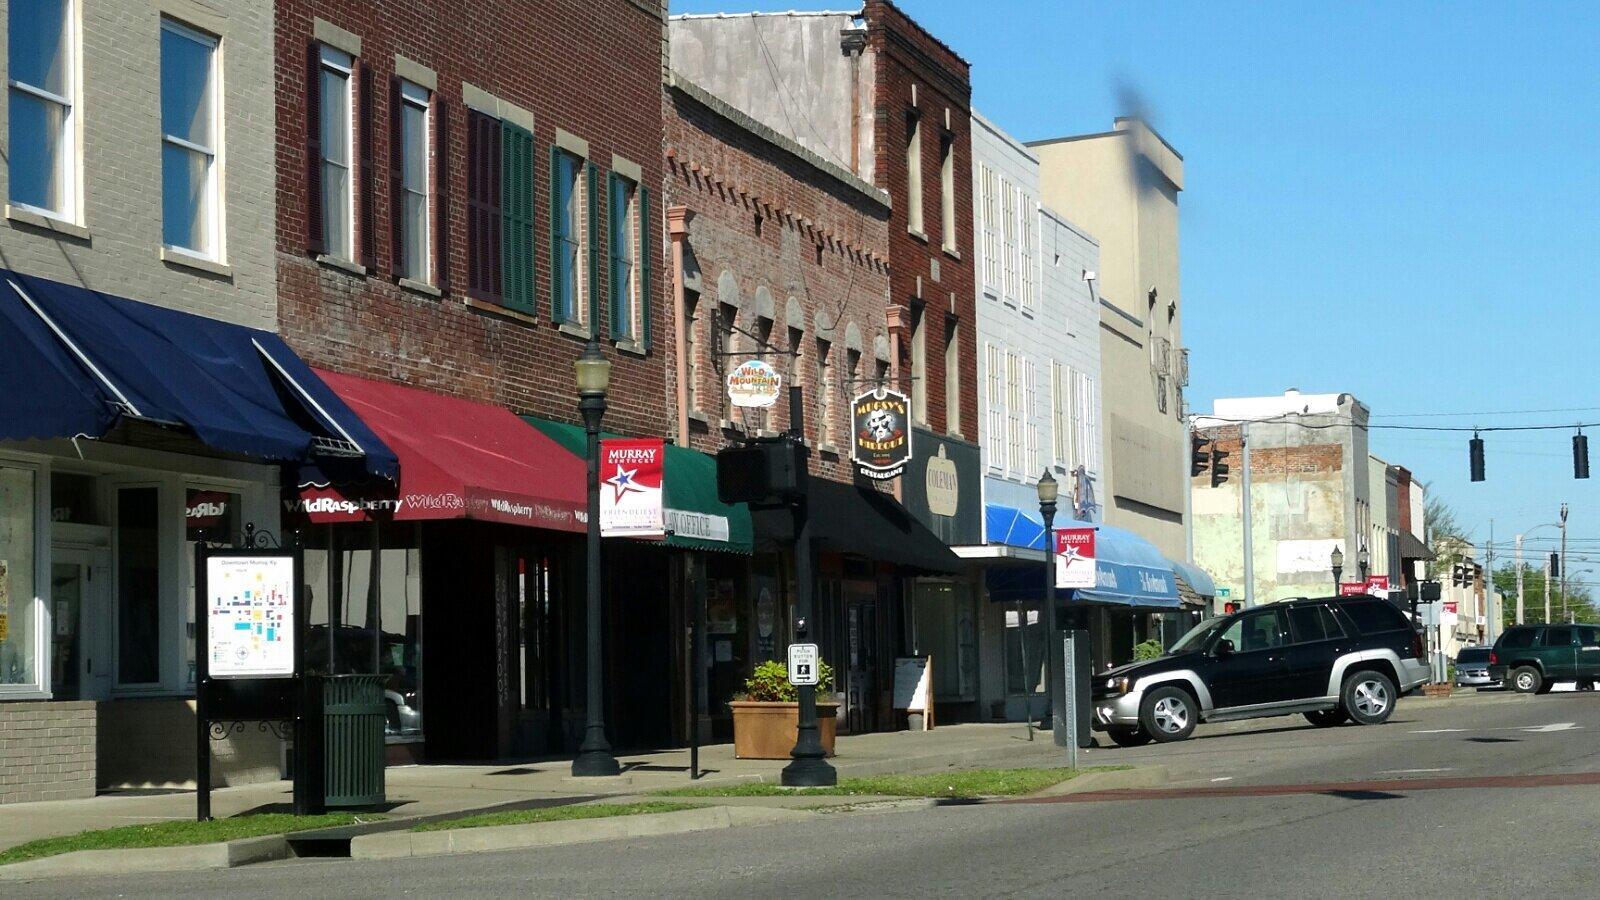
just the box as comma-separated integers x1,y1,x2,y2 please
0,813,374,867
656,766,1124,799
410,801,700,833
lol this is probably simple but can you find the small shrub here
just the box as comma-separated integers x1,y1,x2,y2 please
737,658,835,702
1133,639,1163,661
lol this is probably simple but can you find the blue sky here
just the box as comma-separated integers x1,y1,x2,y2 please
668,1,1600,576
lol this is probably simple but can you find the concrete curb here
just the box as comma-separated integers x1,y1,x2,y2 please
672,740,1066,793
349,806,816,860
0,835,288,881
1030,766,1170,797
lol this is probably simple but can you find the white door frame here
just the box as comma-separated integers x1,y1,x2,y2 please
51,544,113,700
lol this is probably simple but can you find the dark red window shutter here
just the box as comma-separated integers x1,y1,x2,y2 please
432,98,450,292
306,42,324,256
356,61,376,271
466,109,503,304
389,77,404,278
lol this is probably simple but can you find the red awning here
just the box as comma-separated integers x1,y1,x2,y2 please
292,371,586,532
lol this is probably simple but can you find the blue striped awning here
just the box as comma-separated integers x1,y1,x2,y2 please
982,504,1181,610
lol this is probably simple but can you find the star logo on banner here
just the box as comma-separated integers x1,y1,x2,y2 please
606,466,645,503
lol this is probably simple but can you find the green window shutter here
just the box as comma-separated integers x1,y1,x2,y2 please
549,146,565,324
500,122,535,314
639,186,652,350
587,162,600,338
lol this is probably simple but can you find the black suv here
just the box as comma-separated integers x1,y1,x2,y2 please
1092,595,1431,745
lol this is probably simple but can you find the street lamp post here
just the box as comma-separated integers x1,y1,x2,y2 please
1038,472,1064,744
572,340,620,778
1358,546,1370,582
1331,546,1344,595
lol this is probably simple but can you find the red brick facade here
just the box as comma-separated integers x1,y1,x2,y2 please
274,0,670,437
864,0,976,441
1198,425,1343,479
663,80,892,484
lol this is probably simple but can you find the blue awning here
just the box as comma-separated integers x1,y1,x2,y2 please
1171,560,1216,598
0,269,396,480
981,503,1181,610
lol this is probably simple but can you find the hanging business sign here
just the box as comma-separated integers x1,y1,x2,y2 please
726,359,783,408
851,388,912,480
1054,527,1097,589
600,438,666,538
205,554,296,679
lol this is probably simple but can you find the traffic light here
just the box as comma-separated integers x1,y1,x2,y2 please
1191,434,1211,478
1210,443,1231,487
1550,552,1560,578
1576,432,1590,479
1469,434,1485,482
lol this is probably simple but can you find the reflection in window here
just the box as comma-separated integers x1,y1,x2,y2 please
117,488,162,685
0,467,37,685
8,0,74,217
160,20,219,256
184,488,239,687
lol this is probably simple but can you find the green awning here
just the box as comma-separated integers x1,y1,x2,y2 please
522,416,752,554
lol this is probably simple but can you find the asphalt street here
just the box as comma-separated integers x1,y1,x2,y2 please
19,689,1600,899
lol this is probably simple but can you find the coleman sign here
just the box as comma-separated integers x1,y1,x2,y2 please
600,438,666,538
851,388,912,480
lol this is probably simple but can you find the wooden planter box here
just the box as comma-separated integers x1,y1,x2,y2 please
1423,683,1453,698
728,701,839,760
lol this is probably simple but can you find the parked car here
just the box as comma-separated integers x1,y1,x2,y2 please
1487,624,1600,693
1454,646,1498,688
1091,595,1431,745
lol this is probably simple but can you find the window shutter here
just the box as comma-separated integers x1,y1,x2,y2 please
389,78,404,277
549,146,565,324
466,110,503,304
639,185,652,350
306,42,324,256
432,97,450,293
587,162,599,337
500,121,535,313
356,62,376,271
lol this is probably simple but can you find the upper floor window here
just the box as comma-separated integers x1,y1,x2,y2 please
609,174,638,339
1019,198,1036,312
1001,180,1019,300
944,317,961,436
160,20,220,258
905,110,923,236
315,45,354,260
553,149,586,325
939,134,956,253
9,0,75,218
979,164,999,291
394,79,430,283
815,338,834,446
467,109,534,311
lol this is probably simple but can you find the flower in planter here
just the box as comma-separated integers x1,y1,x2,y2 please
735,659,836,702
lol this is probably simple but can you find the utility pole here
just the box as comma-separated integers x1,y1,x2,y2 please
1560,503,1570,623
1515,533,1524,625
1241,422,1255,607
1485,520,1495,642
1544,554,1552,624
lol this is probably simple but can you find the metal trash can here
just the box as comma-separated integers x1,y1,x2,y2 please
321,674,387,807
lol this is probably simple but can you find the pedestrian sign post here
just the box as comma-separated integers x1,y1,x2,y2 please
787,643,820,686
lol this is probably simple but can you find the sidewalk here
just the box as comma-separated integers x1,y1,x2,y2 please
0,722,1072,852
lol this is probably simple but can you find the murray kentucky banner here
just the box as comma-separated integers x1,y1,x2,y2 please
1054,527,1097,589
601,438,666,538
851,388,912,480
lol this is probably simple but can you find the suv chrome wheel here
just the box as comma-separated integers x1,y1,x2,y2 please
1513,668,1539,692
1342,669,1398,725
1152,696,1190,734
1140,686,1198,742
1351,678,1389,718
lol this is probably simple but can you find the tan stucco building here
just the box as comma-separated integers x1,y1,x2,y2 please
1029,119,1188,557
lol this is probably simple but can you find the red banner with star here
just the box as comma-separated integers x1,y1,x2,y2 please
600,438,666,538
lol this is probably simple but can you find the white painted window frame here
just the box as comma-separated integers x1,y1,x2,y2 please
7,0,77,222
318,44,355,261
160,18,223,261
397,78,431,283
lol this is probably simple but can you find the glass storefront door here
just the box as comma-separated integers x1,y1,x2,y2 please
50,547,112,700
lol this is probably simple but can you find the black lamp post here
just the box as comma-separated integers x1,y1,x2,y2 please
572,339,620,777
1038,471,1061,735
1358,546,1370,582
1330,546,1345,596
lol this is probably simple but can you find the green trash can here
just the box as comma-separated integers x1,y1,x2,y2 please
321,674,387,807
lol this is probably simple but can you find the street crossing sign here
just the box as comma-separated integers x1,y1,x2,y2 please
787,643,820,686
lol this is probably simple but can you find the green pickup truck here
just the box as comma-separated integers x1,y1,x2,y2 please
1487,624,1600,693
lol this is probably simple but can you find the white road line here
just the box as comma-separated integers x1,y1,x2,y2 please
1378,767,1455,774
1523,722,1579,733
1411,728,1467,734
1210,777,1234,782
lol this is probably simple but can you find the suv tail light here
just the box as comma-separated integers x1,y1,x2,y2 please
1489,650,1498,666
1412,630,1426,660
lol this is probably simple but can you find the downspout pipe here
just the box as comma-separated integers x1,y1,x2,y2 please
668,206,692,446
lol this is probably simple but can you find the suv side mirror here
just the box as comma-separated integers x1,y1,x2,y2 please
1214,638,1235,657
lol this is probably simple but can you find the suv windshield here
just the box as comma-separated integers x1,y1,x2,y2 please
1168,617,1228,655
1456,648,1491,665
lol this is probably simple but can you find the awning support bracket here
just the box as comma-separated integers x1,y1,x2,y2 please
8,277,143,419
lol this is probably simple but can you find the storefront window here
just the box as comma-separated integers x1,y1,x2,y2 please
184,488,240,688
0,466,37,686
49,471,99,524
1004,605,1045,696
117,487,162,685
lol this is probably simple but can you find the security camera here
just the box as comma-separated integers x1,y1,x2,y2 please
1081,270,1097,282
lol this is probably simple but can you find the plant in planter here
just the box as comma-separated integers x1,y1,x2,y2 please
729,659,840,760
1133,639,1164,662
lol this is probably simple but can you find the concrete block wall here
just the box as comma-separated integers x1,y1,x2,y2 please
0,0,277,329
0,702,96,804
